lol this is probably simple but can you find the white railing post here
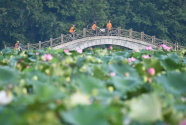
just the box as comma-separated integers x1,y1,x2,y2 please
83,28,86,38
118,27,121,36
96,27,98,36
152,36,155,45
129,28,133,38
50,38,53,47
27,43,30,50
177,43,179,50
39,41,41,49
141,32,144,41
61,34,64,44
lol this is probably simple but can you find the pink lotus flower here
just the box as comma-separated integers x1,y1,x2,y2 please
77,49,83,54
179,119,186,125
43,54,53,61
148,68,155,76
142,55,150,59
160,44,172,52
36,52,39,55
64,49,69,53
127,57,136,63
90,47,93,50
109,46,113,50
145,46,152,51
160,44,167,48
110,72,115,76
132,50,140,53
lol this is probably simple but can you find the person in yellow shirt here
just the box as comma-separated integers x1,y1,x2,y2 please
107,20,112,35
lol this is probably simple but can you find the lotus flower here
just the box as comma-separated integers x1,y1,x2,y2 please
179,119,186,125
64,49,69,53
148,68,155,76
142,55,150,59
43,54,53,61
132,50,140,53
77,49,83,54
145,46,152,51
128,57,136,63
0,90,13,105
90,47,93,50
110,72,116,76
109,46,113,50
36,52,39,55
160,44,172,52
70,92,90,106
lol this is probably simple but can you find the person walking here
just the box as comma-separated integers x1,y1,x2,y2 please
106,20,112,35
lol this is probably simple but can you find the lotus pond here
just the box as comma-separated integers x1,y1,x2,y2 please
0,45,186,125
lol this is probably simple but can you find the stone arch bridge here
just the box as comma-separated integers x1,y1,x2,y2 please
6,28,185,50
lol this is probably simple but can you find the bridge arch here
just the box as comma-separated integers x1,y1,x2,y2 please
53,36,155,50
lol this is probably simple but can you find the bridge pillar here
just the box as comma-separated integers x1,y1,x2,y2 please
141,32,144,41
61,34,64,44
118,27,121,36
39,41,41,49
50,38,53,47
83,28,86,38
27,43,30,50
4,45,6,49
129,28,133,38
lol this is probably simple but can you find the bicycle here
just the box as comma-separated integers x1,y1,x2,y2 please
67,31,76,42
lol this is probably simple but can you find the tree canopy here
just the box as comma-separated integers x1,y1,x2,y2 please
0,0,185,49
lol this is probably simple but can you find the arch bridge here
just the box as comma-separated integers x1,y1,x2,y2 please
6,28,185,50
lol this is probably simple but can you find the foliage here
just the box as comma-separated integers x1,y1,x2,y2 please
0,46,186,125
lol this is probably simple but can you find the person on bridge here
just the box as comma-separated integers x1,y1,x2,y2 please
92,21,97,35
15,41,19,50
15,41,22,51
18,41,22,51
69,24,75,40
107,20,112,35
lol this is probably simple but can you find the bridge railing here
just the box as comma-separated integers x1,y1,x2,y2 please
5,27,185,51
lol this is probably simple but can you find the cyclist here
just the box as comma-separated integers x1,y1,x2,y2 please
69,24,75,40
92,21,97,35
15,41,19,50
18,42,22,51
106,20,112,35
